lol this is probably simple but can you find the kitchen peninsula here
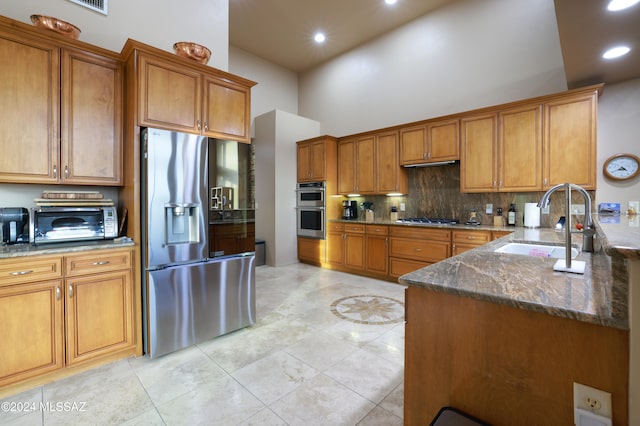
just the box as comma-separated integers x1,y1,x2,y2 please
399,217,638,425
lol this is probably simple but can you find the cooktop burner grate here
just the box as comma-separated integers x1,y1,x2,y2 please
396,217,459,225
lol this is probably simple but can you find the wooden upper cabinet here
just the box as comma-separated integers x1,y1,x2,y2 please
400,119,459,166
62,48,123,185
138,53,201,133
0,31,59,184
128,40,255,143
298,138,329,182
498,104,543,191
0,18,123,186
377,131,408,194
544,91,598,189
203,77,251,141
460,113,498,192
338,138,357,193
338,136,375,194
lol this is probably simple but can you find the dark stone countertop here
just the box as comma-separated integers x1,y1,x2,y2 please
0,239,135,259
398,219,634,330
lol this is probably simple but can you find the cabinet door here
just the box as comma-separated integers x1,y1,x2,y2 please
544,93,597,189
138,54,201,133
0,280,64,387
344,232,365,270
499,104,542,191
400,125,427,165
65,270,134,365
326,229,345,266
203,76,251,142
338,139,357,194
366,234,388,275
298,237,325,264
377,131,405,194
297,143,312,181
356,136,376,194
460,113,498,192
429,119,459,161
0,32,59,183
61,48,123,185
310,140,326,181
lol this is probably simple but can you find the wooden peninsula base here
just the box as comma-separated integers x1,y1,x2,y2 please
404,286,629,425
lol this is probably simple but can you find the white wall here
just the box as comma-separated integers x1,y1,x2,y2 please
229,46,299,138
596,78,640,208
1,0,229,69
254,110,320,266
298,0,567,136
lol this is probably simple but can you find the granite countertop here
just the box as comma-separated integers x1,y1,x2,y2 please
0,239,135,259
398,218,636,331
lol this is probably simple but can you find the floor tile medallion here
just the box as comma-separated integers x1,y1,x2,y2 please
330,295,405,325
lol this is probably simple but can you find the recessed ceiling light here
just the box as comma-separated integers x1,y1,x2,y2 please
607,0,640,11
385,0,398,5
314,32,326,43
602,46,631,59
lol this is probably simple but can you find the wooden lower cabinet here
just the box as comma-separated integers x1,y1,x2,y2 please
451,229,491,256
365,225,388,275
324,223,366,272
0,280,64,387
389,227,451,279
297,237,325,265
0,248,135,389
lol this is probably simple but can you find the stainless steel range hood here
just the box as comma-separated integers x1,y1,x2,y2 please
403,160,456,168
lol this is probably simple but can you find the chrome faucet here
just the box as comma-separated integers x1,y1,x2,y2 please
538,183,594,273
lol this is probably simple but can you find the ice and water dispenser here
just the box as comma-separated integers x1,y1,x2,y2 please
164,203,200,244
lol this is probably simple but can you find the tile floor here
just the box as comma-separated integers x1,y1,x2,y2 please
1,263,407,425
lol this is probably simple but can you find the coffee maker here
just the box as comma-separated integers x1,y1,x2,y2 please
342,200,357,220
0,207,29,244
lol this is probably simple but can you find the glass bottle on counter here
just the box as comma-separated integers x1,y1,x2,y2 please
507,204,516,226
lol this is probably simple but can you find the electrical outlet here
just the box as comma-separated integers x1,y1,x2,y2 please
573,382,612,423
486,204,493,215
573,204,586,215
400,203,405,212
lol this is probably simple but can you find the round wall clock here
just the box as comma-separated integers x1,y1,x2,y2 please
603,153,640,180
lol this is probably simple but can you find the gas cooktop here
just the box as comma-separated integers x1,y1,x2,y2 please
396,217,459,225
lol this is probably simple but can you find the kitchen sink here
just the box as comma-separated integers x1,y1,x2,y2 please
494,242,579,259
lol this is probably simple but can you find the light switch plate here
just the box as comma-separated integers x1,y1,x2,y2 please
485,204,493,215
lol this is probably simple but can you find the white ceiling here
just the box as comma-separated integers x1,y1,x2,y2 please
229,0,640,88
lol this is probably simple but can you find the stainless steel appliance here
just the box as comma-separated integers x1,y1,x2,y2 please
296,182,325,239
0,207,29,244
29,206,117,244
141,128,255,359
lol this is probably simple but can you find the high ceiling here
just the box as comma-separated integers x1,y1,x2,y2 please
229,0,640,88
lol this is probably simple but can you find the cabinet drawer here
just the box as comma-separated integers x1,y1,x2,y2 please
344,224,365,233
327,222,345,233
64,249,132,277
389,257,431,278
452,230,491,245
366,224,388,235
390,226,451,241
389,238,450,263
0,255,63,287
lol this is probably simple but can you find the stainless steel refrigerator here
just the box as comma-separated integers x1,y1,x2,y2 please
141,128,255,359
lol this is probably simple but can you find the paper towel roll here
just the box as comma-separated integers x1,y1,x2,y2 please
524,203,540,228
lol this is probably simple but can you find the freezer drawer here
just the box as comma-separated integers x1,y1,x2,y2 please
146,255,255,358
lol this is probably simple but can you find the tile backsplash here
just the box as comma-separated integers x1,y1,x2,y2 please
337,163,594,229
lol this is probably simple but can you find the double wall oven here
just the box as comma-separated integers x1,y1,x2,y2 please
296,182,325,239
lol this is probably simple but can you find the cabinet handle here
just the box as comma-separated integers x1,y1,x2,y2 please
53,164,57,178
544,178,548,187
499,180,503,189
427,152,431,160
64,166,69,179
92,260,110,266
197,119,202,130
56,286,61,301
68,285,73,298
493,180,497,189
415,248,422,252
10,269,33,276
204,121,209,131
467,236,475,240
